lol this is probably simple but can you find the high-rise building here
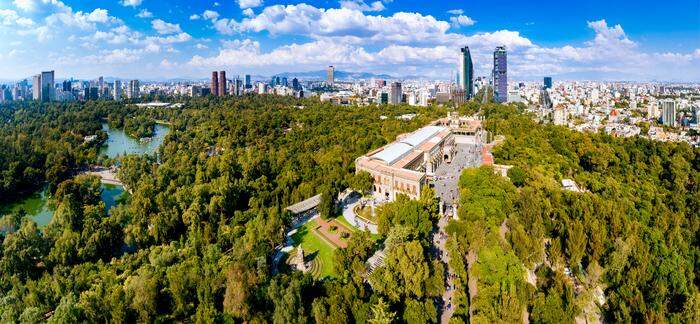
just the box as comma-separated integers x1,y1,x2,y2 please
493,46,507,103
113,80,121,101
127,79,140,99
544,77,552,89
327,66,335,85
245,74,251,89
291,78,300,91
258,83,267,94
661,99,677,127
40,71,54,102
211,71,219,97
281,77,288,87
32,74,41,100
218,71,227,96
62,80,71,92
390,82,402,105
459,46,474,99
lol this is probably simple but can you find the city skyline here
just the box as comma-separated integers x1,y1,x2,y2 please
0,0,698,81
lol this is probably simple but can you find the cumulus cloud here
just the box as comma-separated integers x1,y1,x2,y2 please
0,9,35,27
120,0,143,7
222,4,464,46
189,14,200,20
450,15,475,27
151,19,181,34
339,0,386,12
136,9,152,18
242,8,254,17
238,0,263,9
45,8,120,30
202,10,219,20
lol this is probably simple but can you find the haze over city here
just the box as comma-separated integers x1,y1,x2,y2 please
0,0,699,81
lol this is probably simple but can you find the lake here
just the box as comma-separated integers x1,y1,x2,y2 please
0,184,126,227
0,122,169,226
99,123,169,158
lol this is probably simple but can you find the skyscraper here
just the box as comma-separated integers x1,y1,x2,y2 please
32,74,41,100
245,74,251,89
40,71,54,102
390,82,402,105
544,77,552,89
459,46,474,99
113,80,121,101
661,99,677,127
127,80,140,99
211,71,219,97
291,78,300,91
327,66,334,85
493,46,507,103
218,71,227,96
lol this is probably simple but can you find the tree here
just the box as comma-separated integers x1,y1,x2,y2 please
369,298,396,324
318,187,337,220
350,171,374,195
507,166,527,187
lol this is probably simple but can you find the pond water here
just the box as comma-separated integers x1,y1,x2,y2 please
1,122,169,226
99,123,169,158
0,184,126,227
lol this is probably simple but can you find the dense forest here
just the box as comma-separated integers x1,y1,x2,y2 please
447,105,699,323
0,96,697,323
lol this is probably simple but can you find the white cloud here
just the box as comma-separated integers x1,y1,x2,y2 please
202,10,219,20
339,0,386,12
238,0,263,9
229,4,461,46
45,8,120,30
242,8,254,17
0,9,35,27
146,32,191,44
450,15,475,27
189,14,200,20
160,58,174,68
136,9,152,18
694,49,700,59
151,19,181,34
195,43,208,49
13,0,68,13
447,9,463,15
120,0,143,7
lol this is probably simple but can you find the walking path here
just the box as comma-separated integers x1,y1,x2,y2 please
434,213,456,323
83,166,123,186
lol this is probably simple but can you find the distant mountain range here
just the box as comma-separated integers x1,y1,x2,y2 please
273,70,396,80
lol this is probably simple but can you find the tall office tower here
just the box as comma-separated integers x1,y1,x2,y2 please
292,78,300,91
211,71,219,96
327,66,334,85
127,79,140,99
275,76,281,87
544,77,552,89
389,82,402,105
493,46,507,103
98,76,104,96
234,78,242,96
113,80,121,101
244,74,251,89
459,46,474,99
218,71,227,96
40,71,54,102
281,77,288,87
258,83,267,94
62,80,71,92
32,74,41,100
660,99,677,127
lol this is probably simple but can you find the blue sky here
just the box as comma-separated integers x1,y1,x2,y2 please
0,0,698,81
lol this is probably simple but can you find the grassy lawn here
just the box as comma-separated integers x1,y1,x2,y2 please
291,220,337,279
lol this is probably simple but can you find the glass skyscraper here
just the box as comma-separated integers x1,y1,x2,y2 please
544,77,552,89
459,46,474,99
493,46,507,103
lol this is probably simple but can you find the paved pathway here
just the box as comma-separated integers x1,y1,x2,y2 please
434,214,456,323
433,144,482,206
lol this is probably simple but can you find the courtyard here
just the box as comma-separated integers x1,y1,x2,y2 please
433,143,482,206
